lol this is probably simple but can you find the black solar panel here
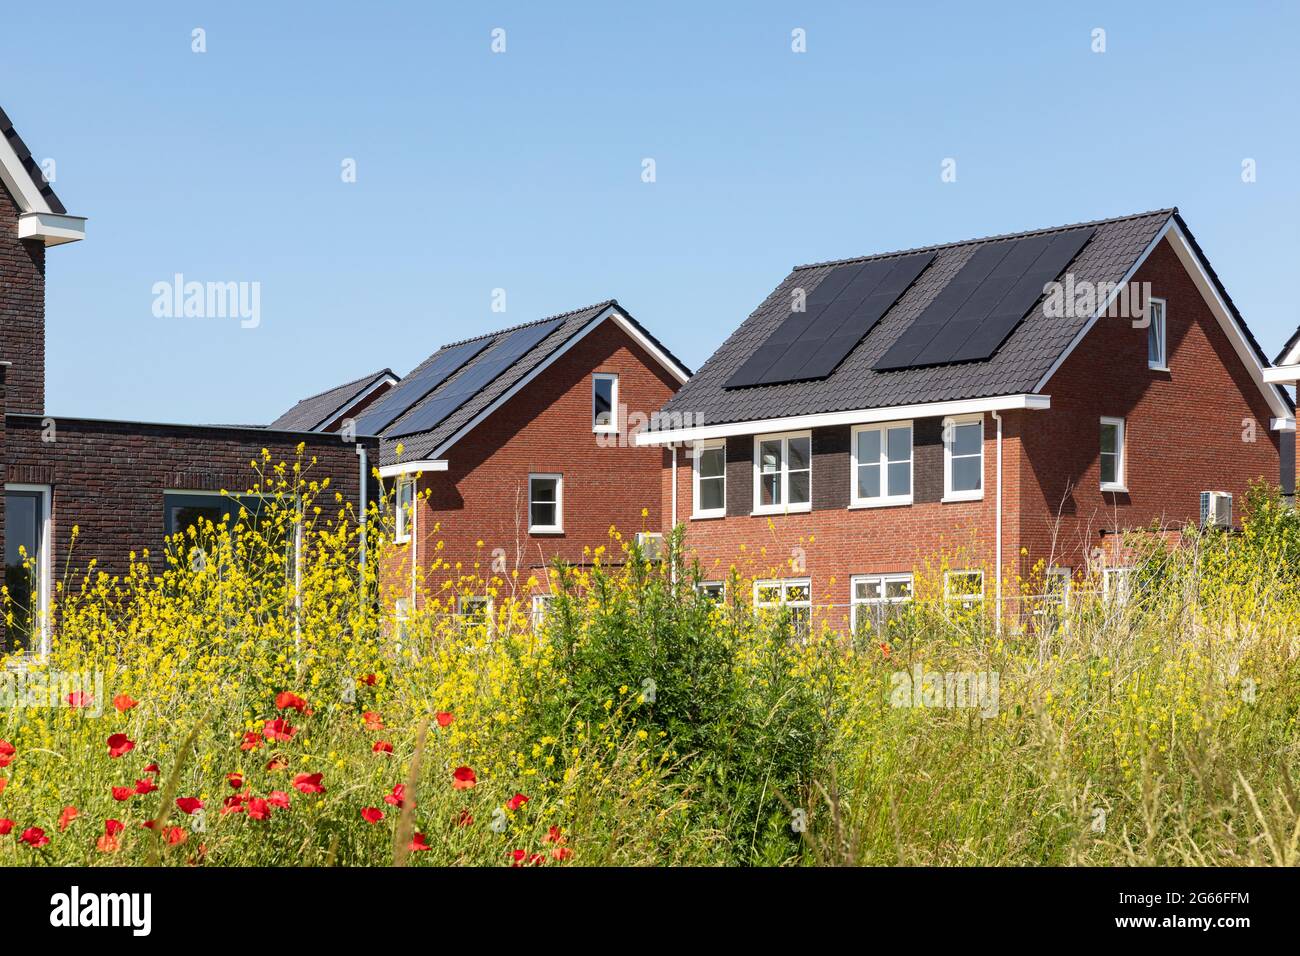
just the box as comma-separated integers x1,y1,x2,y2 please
725,251,933,388
352,338,492,435
873,227,1094,371
387,318,565,439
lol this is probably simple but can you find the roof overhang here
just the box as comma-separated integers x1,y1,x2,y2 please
317,372,399,432
1263,364,1300,385
378,459,448,479
633,393,1051,446
18,211,86,246
0,112,84,246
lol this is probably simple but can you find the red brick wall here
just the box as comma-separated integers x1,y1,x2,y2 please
393,318,680,603
0,181,45,414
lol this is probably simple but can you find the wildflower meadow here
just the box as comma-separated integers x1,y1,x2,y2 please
1,452,1297,867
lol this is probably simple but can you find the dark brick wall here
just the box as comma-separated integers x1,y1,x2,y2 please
0,181,45,414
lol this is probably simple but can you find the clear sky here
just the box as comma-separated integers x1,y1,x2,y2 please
3,1,1297,425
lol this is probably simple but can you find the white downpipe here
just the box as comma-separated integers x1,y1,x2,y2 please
991,410,1003,634
670,444,679,585
356,444,368,588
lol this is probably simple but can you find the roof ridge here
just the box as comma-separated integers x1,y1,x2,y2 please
434,299,618,351
792,208,1177,272
294,368,394,403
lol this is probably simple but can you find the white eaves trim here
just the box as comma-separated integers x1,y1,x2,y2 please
378,459,448,479
1263,364,1300,385
18,211,86,245
634,393,1051,446
0,126,85,246
429,305,690,459
1033,215,1293,430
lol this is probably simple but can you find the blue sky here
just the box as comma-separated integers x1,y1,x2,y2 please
3,1,1297,424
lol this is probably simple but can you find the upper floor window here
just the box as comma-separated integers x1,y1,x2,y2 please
692,439,727,519
851,422,912,507
394,478,415,544
1100,417,1126,492
529,474,563,534
593,373,618,433
1147,298,1167,370
753,431,812,514
942,415,983,502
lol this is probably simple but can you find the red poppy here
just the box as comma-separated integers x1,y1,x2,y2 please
263,719,297,742
104,819,125,836
66,691,92,709
509,849,526,867
527,853,545,866
57,806,79,831
226,772,244,789
134,778,158,795
0,778,6,795
97,821,123,854
292,773,325,795
0,740,16,768
175,797,204,815
360,674,378,686
247,798,271,821
20,827,49,847
506,793,529,812
372,740,393,755
383,784,412,808
0,819,13,836
880,642,891,658
113,694,138,713
551,847,573,861
165,827,187,846
408,832,431,852
275,691,309,713
111,786,135,802
143,763,160,776
360,807,384,824
140,820,157,830
451,766,477,790
106,733,135,759
267,791,291,809
435,711,455,728
456,810,474,827
266,755,288,772
543,825,565,844
362,712,384,731
239,732,262,751
221,793,248,816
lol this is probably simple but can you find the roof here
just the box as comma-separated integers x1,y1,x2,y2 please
0,105,66,214
1275,327,1300,367
269,368,397,431
649,209,1289,432
368,300,688,466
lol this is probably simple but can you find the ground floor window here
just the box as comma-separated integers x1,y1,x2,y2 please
850,573,913,636
531,594,554,629
163,490,277,537
697,581,726,602
1102,567,1133,606
457,595,494,629
1033,567,1071,630
944,570,984,612
4,484,50,653
754,578,812,636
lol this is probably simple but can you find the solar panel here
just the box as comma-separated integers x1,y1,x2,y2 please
873,227,1094,371
352,338,492,435
724,251,933,388
387,317,565,439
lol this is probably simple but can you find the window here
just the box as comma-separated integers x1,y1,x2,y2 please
692,440,727,518
754,578,812,636
697,581,726,602
394,477,415,544
1100,417,1126,491
1147,297,1167,370
1102,568,1133,607
1034,567,1071,630
851,422,912,507
528,474,563,533
945,570,984,611
531,594,554,629
164,491,275,538
943,415,983,502
4,484,51,654
850,573,913,635
394,597,411,643
458,595,493,627
753,432,812,514
592,373,618,433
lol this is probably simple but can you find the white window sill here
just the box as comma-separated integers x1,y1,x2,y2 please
848,497,913,510
751,504,812,516
593,427,619,436
691,510,726,521
1148,364,1169,372
394,536,411,546
941,491,983,504
529,526,565,535
1100,484,1129,494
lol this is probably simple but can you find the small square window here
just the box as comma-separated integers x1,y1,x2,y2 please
754,578,812,637
752,432,812,514
697,581,726,602
945,570,984,611
593,374,618,433
529,474,563,533
850,573,913,636
852,422,912,506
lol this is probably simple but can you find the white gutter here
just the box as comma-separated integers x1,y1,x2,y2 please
991,410,1003,634
635,394,1050,446
1263,364,1300,385
379,459,448,478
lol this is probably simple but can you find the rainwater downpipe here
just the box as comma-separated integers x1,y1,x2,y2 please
991,410,1003,634
670,444,679,585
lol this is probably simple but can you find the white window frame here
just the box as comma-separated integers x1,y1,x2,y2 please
696,581,726,602
1034,567,1071,620
5,483,53,657
530,594,554,629
592,372,619,434
1147,297,1168,371
942,414,984,503
752,430,812,515
849,573,913,633
394,476,415,544
528,473,564,534
691,439,727,519
1102,567,1133,607
753,578,812,634
850,421,913,508
394,597,411,646
1100,417,1127,492
457,595,494,625
944,569,985,609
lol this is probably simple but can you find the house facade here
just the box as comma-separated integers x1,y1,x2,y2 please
637,210,1293,632
274,301,689,621
0,105,376,653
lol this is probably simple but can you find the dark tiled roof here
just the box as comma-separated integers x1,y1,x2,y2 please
269,368,396,431
0,105,67,214
652,210,1180,430
380,300,688,465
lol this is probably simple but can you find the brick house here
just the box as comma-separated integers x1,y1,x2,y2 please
636,210,1293,632
274,301,689,621
1,104,376,653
